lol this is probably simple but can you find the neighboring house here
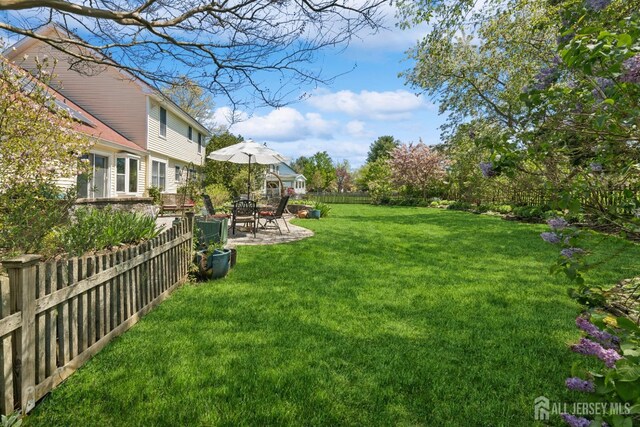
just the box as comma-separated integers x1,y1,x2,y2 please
264,162,306,197
4,25,211,199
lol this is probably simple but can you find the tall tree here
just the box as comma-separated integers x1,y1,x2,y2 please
165,76,214,124
292,151,335,191
0,0,385,108
203,131,257,197
366,136,399,164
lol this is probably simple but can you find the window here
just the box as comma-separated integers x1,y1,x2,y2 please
151,160,166,191
159,107,167,137
77,153,109,199
197,132,202,153
175,165,182,183
188,126,193,141
116,155,139,194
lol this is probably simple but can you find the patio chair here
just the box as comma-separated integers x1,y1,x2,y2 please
258,195,290,235
202,194,216,215
231,199,257,237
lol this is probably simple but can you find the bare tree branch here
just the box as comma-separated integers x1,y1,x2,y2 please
0,0,385,107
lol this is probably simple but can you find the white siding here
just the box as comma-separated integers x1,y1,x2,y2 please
9,42,148,148
147,99,206,166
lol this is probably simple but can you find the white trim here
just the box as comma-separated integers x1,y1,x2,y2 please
78,150,112,199
115,153,141,195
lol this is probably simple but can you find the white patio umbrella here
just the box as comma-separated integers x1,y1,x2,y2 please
207,140,288,199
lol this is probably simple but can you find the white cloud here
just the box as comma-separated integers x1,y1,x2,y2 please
306,89,431,120
345,120,369,138
215,107,337,142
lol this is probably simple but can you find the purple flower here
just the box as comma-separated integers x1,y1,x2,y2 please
620,54,640,84
592,77,613,100
585,0,611,10
478,162,496,178
590,163,603,172
565,377,595,392
576,316,619,348
561,413,593,427
561,247,584,258
571,338,622,368
532,65,559,90
541,232,561,244
547,217,569,230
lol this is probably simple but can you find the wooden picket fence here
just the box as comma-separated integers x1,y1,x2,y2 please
0,214,194,415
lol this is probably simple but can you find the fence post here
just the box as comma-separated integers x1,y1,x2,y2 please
3,254,40,414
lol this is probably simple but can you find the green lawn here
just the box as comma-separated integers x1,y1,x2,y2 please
25,205,640,426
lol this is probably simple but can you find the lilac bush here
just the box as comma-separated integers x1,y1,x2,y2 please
561,247,585,259
620,54,640,84
561,413,598,427
575,317,619,348
478,161,496,178
540,232,561,244
565,377,595,392
584,0,611,11
571,337,622,368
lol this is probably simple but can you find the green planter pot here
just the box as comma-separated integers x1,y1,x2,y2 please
196,249,231,279
308,209,321,219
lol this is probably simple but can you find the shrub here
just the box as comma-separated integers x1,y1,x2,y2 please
202,184,231,210
57,207,161,256
0,183,76,257
491,204,513,214
447,201,472,211
511,205,548,220
313,201,332,218
147,186,162,205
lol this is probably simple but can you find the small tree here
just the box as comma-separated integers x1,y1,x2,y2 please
0,55,93,255
389,142,449,199
335,160,353,193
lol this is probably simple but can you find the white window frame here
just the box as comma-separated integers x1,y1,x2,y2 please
188,126,193,142
151,159,167,192
197,132,202,154
116,153,141,195
77,151,111,199
159,107,167,138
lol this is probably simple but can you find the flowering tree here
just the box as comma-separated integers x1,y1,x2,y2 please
388,142,449,199
334,160,353,193
0,54,93,255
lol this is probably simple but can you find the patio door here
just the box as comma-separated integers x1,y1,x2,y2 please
77,154,109,199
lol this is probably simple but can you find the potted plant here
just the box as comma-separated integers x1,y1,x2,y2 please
308,201,330,219
195,241,231,279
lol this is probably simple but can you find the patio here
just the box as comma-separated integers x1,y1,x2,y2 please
225,214,314,248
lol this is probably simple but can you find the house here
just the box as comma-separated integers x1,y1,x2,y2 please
264,162,306,198
4,25,211,200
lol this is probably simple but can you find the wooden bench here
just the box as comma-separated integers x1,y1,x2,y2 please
161,193,195,214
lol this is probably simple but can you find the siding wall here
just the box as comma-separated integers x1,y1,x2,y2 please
147,99,206,193
147,99,206,166
11,43,148,148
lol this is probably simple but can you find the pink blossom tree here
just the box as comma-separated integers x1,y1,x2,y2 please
388,142,449,199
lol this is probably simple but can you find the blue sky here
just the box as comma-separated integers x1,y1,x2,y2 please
210,9,446,169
